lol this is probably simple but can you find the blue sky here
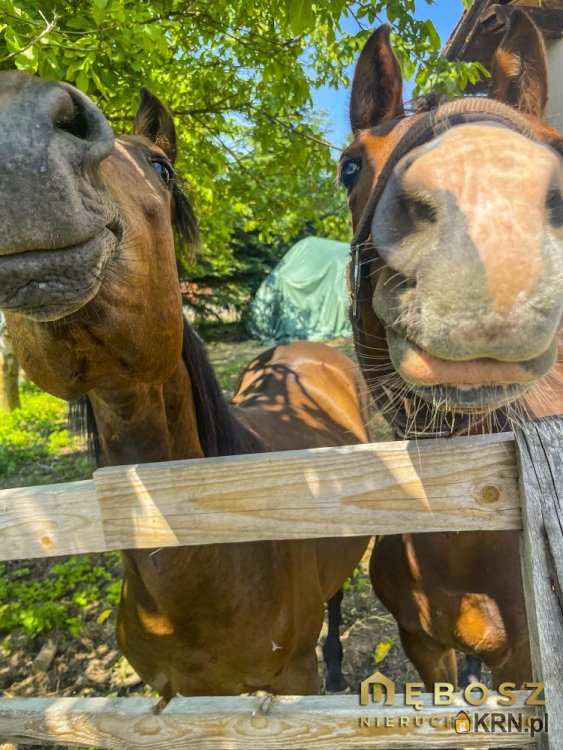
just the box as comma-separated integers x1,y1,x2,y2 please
313,1,467,146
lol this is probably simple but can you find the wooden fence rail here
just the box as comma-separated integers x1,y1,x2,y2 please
0,419,561,750
1,432,520,561
0,694,539,748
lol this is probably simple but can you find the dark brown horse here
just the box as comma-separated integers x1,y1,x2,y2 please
340,9,562,688
0,73,370,698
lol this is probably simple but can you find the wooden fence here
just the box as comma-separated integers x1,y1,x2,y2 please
0,418,561,749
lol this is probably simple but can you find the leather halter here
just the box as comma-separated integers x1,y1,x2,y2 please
348,98,540,439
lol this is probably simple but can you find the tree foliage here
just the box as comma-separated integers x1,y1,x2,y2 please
0,0,486,307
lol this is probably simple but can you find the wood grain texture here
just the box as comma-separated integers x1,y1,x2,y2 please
0,435,521,561
0,479,99,561
0,694,538,748
95,433,520,548
516,416,563,750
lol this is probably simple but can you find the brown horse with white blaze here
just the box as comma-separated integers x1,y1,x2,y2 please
0,73,370,698
340,9,562,688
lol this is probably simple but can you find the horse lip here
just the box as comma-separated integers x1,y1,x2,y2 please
386,327,556,388
0,225,120,320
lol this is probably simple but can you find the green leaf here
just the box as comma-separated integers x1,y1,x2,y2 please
373,638,393,665
425,21,441,52
287,0,314,35
75,69,90,93
90,0,108,25
90,68,109,98
15,44,38,72
97,608,112,624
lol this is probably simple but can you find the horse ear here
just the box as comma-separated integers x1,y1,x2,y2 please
489,8,548,118
350,25,404,133
134,87,177,163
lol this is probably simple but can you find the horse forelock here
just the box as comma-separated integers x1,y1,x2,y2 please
180,320,264,457
69,396,101,466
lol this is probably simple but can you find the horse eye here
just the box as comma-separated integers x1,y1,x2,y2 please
340,159,361,191
150,159,173,186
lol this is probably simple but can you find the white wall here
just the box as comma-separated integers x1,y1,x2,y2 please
546,38,563,131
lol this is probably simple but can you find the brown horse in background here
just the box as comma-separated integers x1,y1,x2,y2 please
339,8,562,688
0,74,370,699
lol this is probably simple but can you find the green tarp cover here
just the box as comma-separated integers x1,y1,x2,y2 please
248,236,353,343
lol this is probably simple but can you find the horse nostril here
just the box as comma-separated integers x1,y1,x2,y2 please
546,188,563,228
401,193,437,225
53,84,114,167
55,99,91,141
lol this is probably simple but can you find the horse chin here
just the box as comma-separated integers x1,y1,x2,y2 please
385,326,555,414
0,223,121,322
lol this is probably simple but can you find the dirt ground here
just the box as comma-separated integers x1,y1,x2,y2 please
0,546,414,696
1,549,422,750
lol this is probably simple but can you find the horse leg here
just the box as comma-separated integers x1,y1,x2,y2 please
491,645,533,689
322,588,348,692
399,626,458,689
459,655,482,687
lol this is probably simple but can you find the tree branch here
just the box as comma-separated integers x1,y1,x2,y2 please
0,13,57,64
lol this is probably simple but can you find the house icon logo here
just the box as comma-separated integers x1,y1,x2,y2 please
454,710,472,734
359,671,395,706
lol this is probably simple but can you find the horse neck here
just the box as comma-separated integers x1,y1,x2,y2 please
87,318,261,467
88,354,205,467
87,320,263,583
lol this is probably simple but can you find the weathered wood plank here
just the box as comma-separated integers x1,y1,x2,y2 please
0,434,521,562
0,694,538,748
516,416,563,750
0,480,99,561
94,433,519,549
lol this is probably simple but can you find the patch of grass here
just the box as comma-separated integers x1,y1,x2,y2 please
0,381,93,489
0,554,121,639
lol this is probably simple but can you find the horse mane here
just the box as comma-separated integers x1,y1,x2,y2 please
180,320,264,457
69,397,102,466
172,181,200,262
70,318,263,466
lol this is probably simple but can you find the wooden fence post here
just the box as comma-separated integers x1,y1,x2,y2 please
0,313,20,412
515,416,563,750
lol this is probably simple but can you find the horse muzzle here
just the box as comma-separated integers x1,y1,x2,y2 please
0,71,118,321
0,220,121,321
386,326,558,411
